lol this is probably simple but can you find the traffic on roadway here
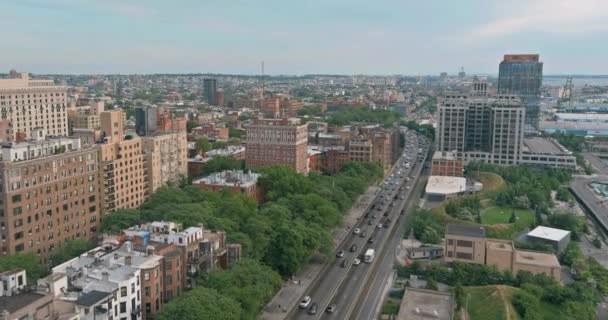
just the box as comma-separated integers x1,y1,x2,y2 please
290,127,430,319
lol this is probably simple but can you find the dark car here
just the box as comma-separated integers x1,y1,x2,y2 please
350,244,357,252
336,250,345,258
361,231,367,238
308,303,319,315
326,304,337,313
368,219,373,225
368,237,375,243
340,260,347,268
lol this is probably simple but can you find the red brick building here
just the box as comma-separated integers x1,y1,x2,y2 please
245,118,308,174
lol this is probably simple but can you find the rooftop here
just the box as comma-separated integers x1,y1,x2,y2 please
0,292,48,314
425,176,466,195
514,249,561,268
432,151,458,161
486,239,514,252
76,290,112,307
446,223,486,238
192,170,259,188
398,288,453,320
522,137,571,155
527,226,570,242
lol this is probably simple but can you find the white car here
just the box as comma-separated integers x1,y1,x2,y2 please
353,258,361,266
353,228,361,235
377,223,383,229
299,296,312,309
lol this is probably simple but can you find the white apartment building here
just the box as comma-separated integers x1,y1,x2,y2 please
0,70,68,142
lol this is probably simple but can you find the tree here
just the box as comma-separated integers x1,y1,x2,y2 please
421,226,441,244
513,195,531,209
509,210,517,223
203,259,282,319
548,213,584,240
0,253,47,283
50,239,95,266
101,209,142,233
186,120,199,133
195,137,212,153
156,287,241,320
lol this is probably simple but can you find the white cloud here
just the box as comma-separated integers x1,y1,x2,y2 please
466,0,608,40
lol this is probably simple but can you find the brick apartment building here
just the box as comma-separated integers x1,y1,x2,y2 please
0,129,101,263
245,118,308,174
192,170,264,203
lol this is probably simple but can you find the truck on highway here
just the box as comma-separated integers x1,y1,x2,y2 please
364,249,375,263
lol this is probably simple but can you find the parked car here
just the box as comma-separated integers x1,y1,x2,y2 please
353,258,361,266
350,244,358,252
353,228,361,235
308,303,319,315
336,250,345,258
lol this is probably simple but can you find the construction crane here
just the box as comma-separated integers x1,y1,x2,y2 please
560,76,574,109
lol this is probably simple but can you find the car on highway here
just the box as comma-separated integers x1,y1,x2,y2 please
326,304,337,313
368,237,375,243
377,223,383,229
350,244,357,252
308,302,318,315
361,231,367,238
340,260,347,268
372,214,377,219
368,219,373,225
353,228,361,235
299,296,311,309
336,250,345,258
353,258,361,266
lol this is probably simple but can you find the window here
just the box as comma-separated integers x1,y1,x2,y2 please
456,240,473,248
121,286,127,297
447,239,453,245
166,275,172,285
12,195,21,203
455,252,473,260
144,287,150,297
120,302,126,313
144,272,150,281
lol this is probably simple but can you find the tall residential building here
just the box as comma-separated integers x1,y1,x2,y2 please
245,118,308,174
437,94,576,169
135,106,159,137
99,111,147,212
203,78,217,105
0,70,68,142
0,129,101,263
437,94,524,166
498,54,543,134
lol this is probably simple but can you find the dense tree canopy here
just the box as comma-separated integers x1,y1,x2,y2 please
328,108,400,128
0,253,47,283
49,239,96,266
156,287,241,320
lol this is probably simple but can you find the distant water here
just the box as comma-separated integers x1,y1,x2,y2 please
543,76,608,87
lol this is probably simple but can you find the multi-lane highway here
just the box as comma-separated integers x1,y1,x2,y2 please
290,128,430,319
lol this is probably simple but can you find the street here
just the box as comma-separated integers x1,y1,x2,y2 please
289,128,429,319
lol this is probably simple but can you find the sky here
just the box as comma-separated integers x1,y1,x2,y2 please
1,0,607,75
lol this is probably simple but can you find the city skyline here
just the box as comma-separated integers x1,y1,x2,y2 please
1,0,608,75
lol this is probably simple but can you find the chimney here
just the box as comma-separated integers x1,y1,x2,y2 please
125,256,132,266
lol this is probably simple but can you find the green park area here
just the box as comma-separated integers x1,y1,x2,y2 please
464,286,519,320
481,207,535,225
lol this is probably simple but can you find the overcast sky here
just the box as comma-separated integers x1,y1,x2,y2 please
1,0,607,75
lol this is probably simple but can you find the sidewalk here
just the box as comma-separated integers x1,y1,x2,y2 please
260,185,380,320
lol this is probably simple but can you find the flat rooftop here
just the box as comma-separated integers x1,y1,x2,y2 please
425,175,466,195
398,288,453,320
446,223,486,238
527,226,570,242
522,137,569,155
192,170,259,188
432,151,458,161
486,239,514,252
0,292,48,314
514,250,561,268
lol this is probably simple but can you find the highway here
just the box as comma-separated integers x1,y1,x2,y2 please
290,128,429,319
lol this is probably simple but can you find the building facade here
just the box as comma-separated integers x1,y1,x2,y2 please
99,111,147,212
431,151,464,177
0,70,68,142
498,54,543,134
0,131,101,263
245,118,308,174
142,131,188,194
192,170,263,203
203,79,217,106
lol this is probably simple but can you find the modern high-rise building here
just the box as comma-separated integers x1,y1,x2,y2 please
438,94,526,165
135,106,159,137
498,54,543,135
0,70,68,142
245,118,308,174
203,78,217,105
437,93,576,169
0,129,101,263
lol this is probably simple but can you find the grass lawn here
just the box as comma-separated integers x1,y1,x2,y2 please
468,171,506,192
464,286,519,320
481,207,534,225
